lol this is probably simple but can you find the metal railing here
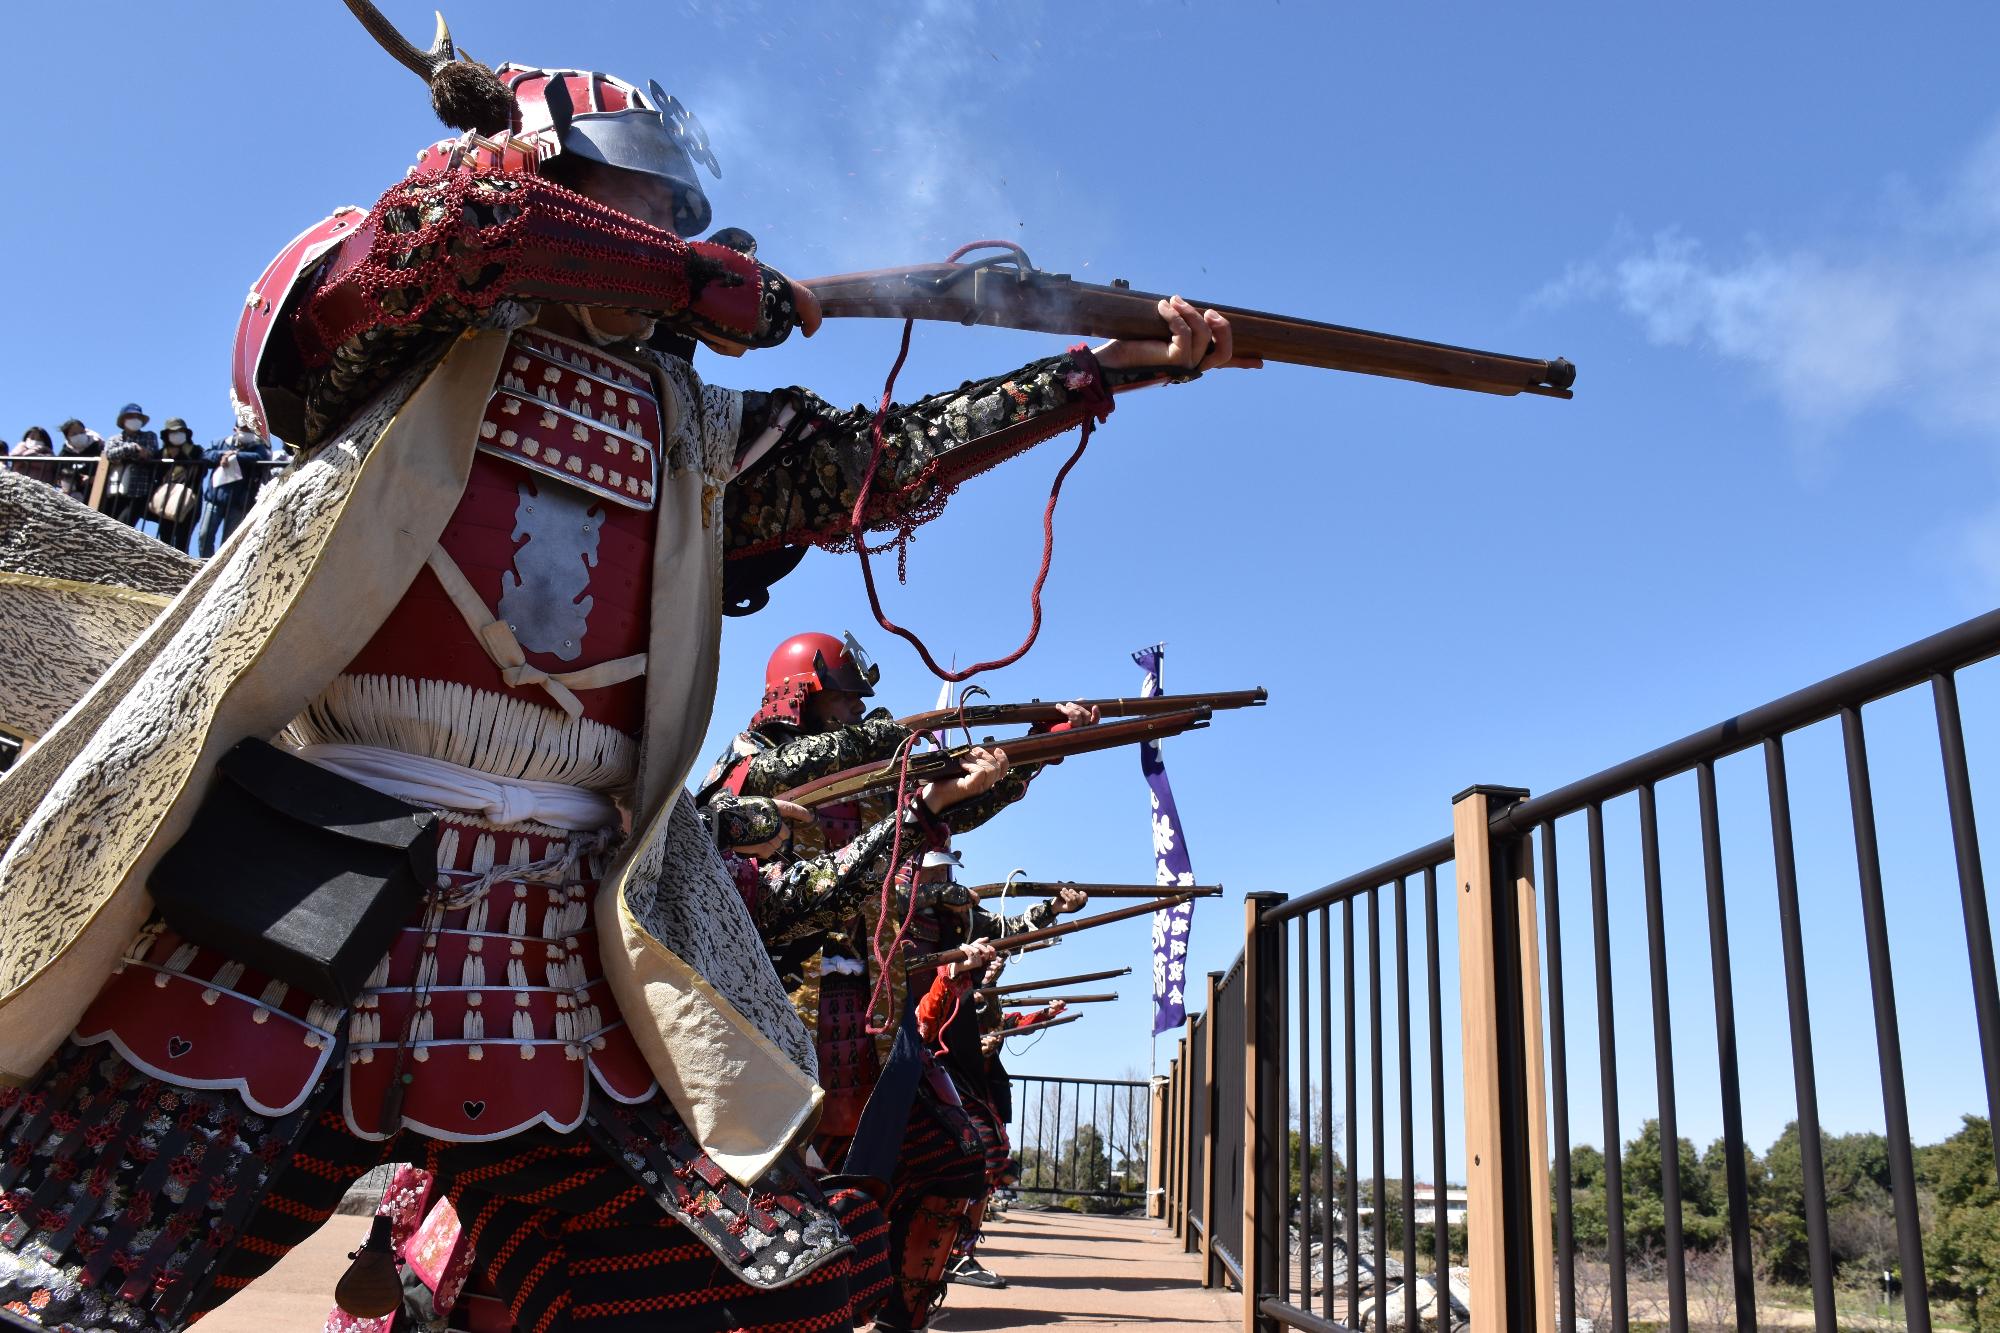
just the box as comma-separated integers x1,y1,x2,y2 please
0,455,287,550
1160,606,2000,1333
1008,1074,1154,1206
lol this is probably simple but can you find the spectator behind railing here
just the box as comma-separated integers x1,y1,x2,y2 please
150,417,207,553
197,424,271,557
101,402,158,527
56,418,102,501
7,428,55,485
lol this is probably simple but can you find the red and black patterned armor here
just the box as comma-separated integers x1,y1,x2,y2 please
89,327,673,1142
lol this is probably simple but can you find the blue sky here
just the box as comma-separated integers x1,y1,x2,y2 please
8,3,2000,1179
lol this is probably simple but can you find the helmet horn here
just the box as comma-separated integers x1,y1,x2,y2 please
342,1,456,82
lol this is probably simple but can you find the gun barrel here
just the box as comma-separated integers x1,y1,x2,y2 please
973,882,1223,901
783,708,1212,807
804,263,1574,399
905,892,1194,971
1003,1012,1083,1038
898,687,1265,733
984,967,1131,996
998,994,1117,1005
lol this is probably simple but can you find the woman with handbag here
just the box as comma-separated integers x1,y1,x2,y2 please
149,416,207,551
99,401,158,526
197,421,271,557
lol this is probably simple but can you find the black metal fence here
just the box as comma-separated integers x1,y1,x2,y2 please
1161,606,2000,1333
0,455,288,551
1212,956,1248,1279
1009,1074,1153,1206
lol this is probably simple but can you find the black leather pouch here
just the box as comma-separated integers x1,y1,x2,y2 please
149,739,439,1007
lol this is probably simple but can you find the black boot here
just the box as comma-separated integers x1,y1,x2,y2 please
945,1254,1008,1289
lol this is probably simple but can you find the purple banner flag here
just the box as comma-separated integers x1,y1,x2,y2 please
1135,645,1197,1036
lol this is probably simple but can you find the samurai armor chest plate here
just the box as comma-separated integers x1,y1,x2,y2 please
338,449,655,735
479,328,661,511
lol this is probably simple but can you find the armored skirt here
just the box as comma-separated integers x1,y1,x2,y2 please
0,809,878,1333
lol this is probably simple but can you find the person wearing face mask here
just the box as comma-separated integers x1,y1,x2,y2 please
54,417,102,501
197,420,273,557
7,427,57,487
149,416,208,551
100,401,159,527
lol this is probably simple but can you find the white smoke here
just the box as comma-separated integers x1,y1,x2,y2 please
1538,118,2000,438
681,0,1052,271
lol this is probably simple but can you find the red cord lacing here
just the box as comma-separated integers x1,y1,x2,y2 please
847,240,1096,687
852,240,1101,1024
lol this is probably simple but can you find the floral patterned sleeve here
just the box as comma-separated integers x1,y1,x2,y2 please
971,901,1059,939
721,348,1116,558
732,712,912,801
752,804,944,947
937,766,1042,837
705,792,785,851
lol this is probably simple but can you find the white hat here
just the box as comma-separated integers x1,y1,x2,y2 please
920,848,963,870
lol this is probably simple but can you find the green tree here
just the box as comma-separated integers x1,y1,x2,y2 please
1694,1135,1762,1249
1758,1121,1900,1285
1921,1115,2000,1331
1621,1119,1727,1252
1286,1130,1342,1220
1566,1143,1611,1255
1759,1122,1815,1284
1060,1123,1110,1188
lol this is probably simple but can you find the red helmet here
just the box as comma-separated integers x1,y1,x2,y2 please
751,632,880,728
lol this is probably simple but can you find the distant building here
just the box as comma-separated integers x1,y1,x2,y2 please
1408,1184,1467,1230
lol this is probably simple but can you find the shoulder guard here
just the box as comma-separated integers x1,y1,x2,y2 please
231,207,366,445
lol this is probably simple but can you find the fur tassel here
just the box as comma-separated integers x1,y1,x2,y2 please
431,59,514,136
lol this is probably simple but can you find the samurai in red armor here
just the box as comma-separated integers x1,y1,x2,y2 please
697,630,1097,858
942,957,1066,1291
0,3,1248,1328
732,822,1086,1332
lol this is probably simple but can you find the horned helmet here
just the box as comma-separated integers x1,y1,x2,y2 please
344,0,722,235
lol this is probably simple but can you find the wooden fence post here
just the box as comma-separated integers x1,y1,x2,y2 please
1163,1056,1177,1231
1242,891,1286,1333
1453,786,1555,1333
1201,969,1223,1283
1148,1074,1168,1218
85,456,108,513
1168,1024,1184,1232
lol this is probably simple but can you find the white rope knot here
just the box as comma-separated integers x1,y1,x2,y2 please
429,546,642,721
295,743,621,833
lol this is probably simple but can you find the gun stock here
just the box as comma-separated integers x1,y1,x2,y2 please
803,253,1574,399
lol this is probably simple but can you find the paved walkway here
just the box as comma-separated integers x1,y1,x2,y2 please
933,1209,1238,1333
198,1205,1232,1333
